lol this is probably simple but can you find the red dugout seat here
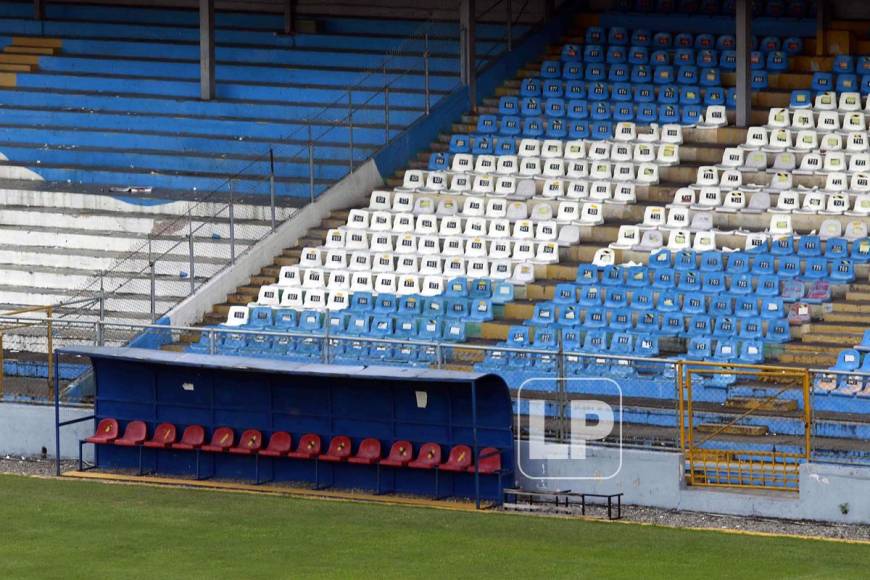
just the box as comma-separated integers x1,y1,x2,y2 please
85,418,119,444
439,444,472,472
229,429,263,455
113,420,148,447
319,435,352,462
408,442,442,469
201,427,235,453
143,423,176,448
347,438,381,465
171,425,205,450
258,432,292,457
379,440,413,467
469,447,502,474
286,433,321,459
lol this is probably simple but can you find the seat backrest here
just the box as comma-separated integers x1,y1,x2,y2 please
475,447,502,474
94,418,119,439
210,427,235,449
416,442,442,466
446,444,473,468
297,433,322,455
356,438,382,460
326,435,352,458
238,429,263,451
180,424,205,447
120,420,147,443
387,440,413,463
152,423,176,444
266,431,292,454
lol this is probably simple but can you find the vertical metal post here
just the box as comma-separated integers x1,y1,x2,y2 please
268,148,276,230
383,64,390,143
98,271,105,347
735,0,752,128
460,0,477,110
283,0,296,35
347,91,354,173
209,329,216,355
557,334,565,442
54,353,61,476
424,33,431,115
34,0,44,20
506,0,512,51
228,180,236,265
307,122,315,203
188,210,196,294
148,237,156,322
471,381,480,510
816,0,827,56
0,333,4,398
199,0,216,101
46,306,53,399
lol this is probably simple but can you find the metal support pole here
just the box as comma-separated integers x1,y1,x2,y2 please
34,0,44,20
384,87,390,143
735,0,752,128
347,91,354,173
816,0,827,56
307,123,315,203
188,211,196,294
424,34,431,115
506,0,512,51
228,180,236,265
148,238,156,322
283,0,296,35
0,333,4,398
46,306,53,399
268,148,276,230
460,0,477,110
98,271,105,346
199,0,216,101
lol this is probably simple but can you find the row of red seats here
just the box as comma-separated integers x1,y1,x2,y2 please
83,418,503,475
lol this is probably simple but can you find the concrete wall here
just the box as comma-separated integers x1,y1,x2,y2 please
515,441,870,524
0,402,93,461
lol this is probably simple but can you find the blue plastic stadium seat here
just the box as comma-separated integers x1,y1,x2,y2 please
649,249,673,269
631,287,655,310
629,46,650,65
756,275,781,297
674,49,695,66
739,341,765,364
247,306,273,329
562,62,583,81
568,120,590,139
797,235,823,257
825,238,849,259
782,36,803,56
631,64,653,84
674,32,694,49
588,82,609,101
719,50,736,71
750,51,764,70
701,271,726,294
657,84,678,104
520,96,541,116
423,296,445,317
761,297,785,320
770,237,794,256
861,75,870,94
499,96,519,115
686,336,712,360
631,29,653,46
751,71,768,90
834,55,855,74
654,65,675,85
528,303,556,326
811,72,834,92
830,259,856,282
679,85,701,105
476,114,498,134
790,89,812,108
590,120,612,140
565,80,586,99
651,49,670,66
858,56,870,76
567,99,588,119
776,255,801,278
653,31,673,48
520,77,542,97
557,304,581,326
612,83,633,102
585,27,605,45
609,27,630,46
634,84,655,102
765,319,791,343
609,63,631,83
750,254,775,276
449,134,471,153
636,103,658,123
634,311,660,334
658,104,679,124
695,33,715,50
837,74,859,93
585,63,606,82
584,44,605,64
613,103,634,121
710,296,733,317
661,312,685,335
540,60,561,79
428,152,449,171
652,268,676,290
683,292,706,315
739,319,763,341
499,116,520,136
522,117,545,137
766,51,789,72
561,43,582,61
584,307,608,329
759,36,781,52
716,35,736,51
576,264,598,285
607,46,628,65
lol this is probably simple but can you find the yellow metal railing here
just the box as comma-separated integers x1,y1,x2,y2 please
677,361,812,492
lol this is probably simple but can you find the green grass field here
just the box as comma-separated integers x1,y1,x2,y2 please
0,474,867,579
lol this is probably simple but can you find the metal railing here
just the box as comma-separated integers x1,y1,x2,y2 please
52,4,530,331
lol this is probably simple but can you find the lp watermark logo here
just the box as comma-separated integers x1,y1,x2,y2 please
516,378,622,482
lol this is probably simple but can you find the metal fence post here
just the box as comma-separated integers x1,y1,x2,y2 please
228,180,236,265
384,87,390,143
307,122,315,203
148,237,156,322
268,148,276,230
347,90,354,173
187,209,195,294
557,334,566,443
209,328,216,355
97,271,105,346
322,312,330,364
424,33,431,115
506,0,512,51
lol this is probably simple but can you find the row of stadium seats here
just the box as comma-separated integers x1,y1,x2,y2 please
609,0,814,19
576,27,803,52
82,419,505,488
